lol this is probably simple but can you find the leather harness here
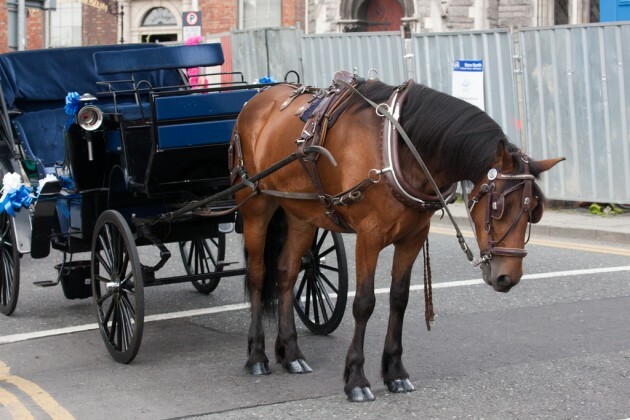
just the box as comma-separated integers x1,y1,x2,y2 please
230,75,456,232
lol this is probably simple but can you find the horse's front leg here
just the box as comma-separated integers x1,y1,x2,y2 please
381,229,427,393
344,235,379,402
275,218,317,373
241,205,276,376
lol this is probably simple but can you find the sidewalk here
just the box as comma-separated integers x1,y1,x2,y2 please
431,201,630,245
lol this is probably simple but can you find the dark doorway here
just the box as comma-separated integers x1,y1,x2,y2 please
142,34,178,43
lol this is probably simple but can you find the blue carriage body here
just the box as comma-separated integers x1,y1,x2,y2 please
0,43,259,258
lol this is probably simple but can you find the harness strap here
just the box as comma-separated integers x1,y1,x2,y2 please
259,168,380,206
289,72,363,233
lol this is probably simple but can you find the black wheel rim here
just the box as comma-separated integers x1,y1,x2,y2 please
179,234,226,294
294,229,348,335
0,212,19,316
92,211,144,364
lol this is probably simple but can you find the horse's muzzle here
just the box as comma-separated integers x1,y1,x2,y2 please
481,260,520,293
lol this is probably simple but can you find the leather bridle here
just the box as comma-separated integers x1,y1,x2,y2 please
465,155,539,264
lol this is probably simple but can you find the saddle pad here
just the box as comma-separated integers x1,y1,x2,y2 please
300,98,322,122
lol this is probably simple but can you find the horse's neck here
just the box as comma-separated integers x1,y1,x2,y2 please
398,146,473,195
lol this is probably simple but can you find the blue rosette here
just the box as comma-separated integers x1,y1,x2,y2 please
64,92,81,128
257,76,277,84
0,184,33,217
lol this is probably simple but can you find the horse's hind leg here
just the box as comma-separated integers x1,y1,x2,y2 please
381,229,427,393
275,216,316,373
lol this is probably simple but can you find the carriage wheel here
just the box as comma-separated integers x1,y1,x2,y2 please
91,210,144,364
179,234,226,294
294,229,348,335
0,213,19,316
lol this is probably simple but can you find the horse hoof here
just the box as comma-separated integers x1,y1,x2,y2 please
347,386,375,402
248,362,271,376
385,378,415,393
286,359,313,374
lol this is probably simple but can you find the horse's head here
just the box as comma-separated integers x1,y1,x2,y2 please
467,144,564,293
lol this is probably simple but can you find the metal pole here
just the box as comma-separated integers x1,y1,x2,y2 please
120,3,124,44
17,0,26,50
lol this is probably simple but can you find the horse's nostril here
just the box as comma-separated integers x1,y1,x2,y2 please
496,275,510,287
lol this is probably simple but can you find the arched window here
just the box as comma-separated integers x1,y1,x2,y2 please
142,7,177,26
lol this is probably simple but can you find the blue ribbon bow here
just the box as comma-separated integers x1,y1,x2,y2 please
0,185,33,217
65,92,81,129
258,76,277,84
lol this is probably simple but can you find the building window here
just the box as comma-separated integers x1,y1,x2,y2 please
589,0,599,22
240,0,281,28
49,0,82,47
142,7,177,26
141,7,178,43
554,0,569,24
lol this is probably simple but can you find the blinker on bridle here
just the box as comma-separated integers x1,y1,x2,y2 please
465,155,538,264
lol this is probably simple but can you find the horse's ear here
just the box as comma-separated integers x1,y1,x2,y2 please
534,157,566,174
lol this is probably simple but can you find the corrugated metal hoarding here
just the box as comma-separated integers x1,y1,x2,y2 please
230,27,303,83
520,23,630,202
225,22,630,203
411,30,521,148
300,32,407,86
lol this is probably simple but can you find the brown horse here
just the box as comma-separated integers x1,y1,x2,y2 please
230,76,564,402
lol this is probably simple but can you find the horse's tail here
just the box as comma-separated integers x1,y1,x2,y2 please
260,207,287,316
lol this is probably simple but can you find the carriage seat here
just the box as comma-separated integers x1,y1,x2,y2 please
92,44,225,122
153,89,258,148
11,108,68,174
98,101,152,122
0,44,181,177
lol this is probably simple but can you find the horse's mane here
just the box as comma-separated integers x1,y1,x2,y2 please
349,80,544,185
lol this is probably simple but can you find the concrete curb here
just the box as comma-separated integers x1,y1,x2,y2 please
431,202,630,245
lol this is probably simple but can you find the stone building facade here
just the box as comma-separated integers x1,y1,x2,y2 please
309,0,599,34
0,0,600,53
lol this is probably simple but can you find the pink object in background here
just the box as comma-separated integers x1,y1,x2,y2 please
185,35,207,89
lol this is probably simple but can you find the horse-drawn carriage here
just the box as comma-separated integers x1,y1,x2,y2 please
1,41,564,402
0,43,348,363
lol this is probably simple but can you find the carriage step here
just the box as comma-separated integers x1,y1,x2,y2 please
218,223,234,234
33,280,59,287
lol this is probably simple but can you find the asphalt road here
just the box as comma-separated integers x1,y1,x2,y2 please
1,224,629,419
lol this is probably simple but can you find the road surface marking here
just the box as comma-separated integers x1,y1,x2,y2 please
1,266,629,346
0,361,74,419
430,226,630,256
0,387,34,420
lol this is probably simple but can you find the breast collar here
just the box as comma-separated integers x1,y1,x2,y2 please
380,81,457,211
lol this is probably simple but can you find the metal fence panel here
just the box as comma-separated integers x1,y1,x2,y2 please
520,23,630,202
230,28,302,83
227,23,630,203
411,30,521,148
300,32,407,86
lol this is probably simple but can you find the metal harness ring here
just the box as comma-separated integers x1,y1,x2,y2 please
375,103,390,117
